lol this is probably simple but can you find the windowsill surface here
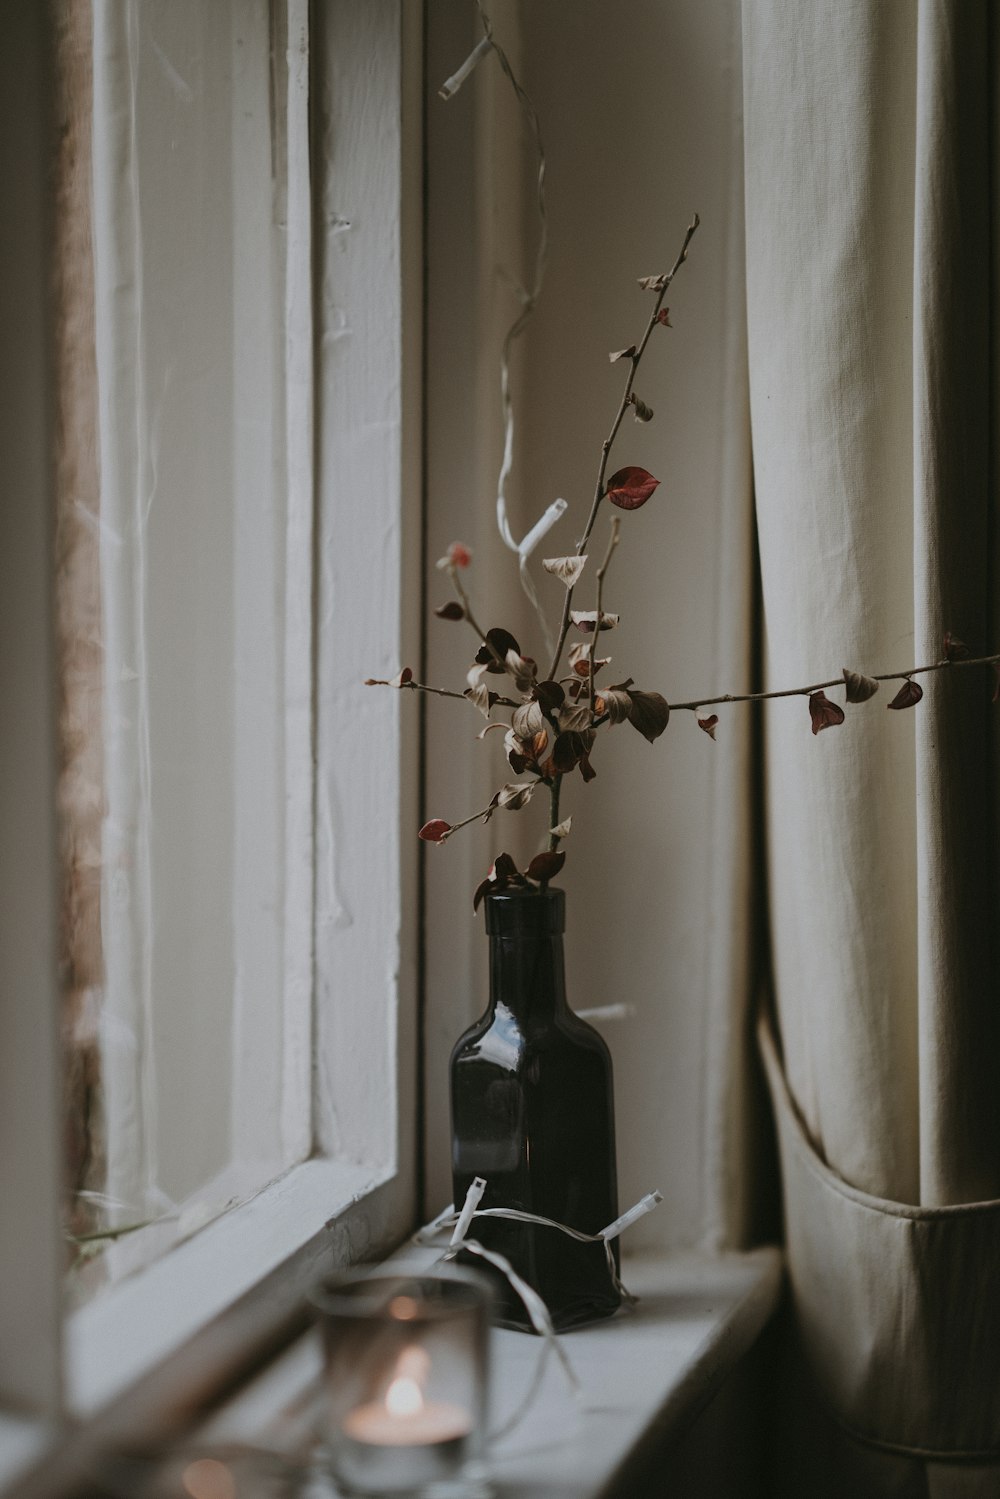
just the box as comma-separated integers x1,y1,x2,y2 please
66,1160,391,1419
200,1246,783,1497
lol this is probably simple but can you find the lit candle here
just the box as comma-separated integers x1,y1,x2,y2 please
316,1268,490,1497
337,1344,475,1494
343,1347,473,1447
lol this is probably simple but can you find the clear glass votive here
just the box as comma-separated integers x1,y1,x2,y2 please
312,1264,493,1499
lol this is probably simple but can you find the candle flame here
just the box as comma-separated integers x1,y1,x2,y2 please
385,1373,424,1418
384,1344,430,1419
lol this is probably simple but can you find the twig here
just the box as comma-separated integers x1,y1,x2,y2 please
366,676,519,709
449,566,509,671
668,652,1000,713
441,780,547,842
589,519,621,715
546,214,700,681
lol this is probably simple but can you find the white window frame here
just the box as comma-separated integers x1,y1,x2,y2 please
0,0,424,1485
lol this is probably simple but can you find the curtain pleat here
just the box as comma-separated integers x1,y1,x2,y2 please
744,0,999,1484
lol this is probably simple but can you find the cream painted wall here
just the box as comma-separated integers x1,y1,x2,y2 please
424,0,755,1250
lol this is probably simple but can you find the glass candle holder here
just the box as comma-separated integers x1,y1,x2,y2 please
313,1264,493,1499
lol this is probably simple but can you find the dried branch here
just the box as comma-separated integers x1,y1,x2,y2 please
668,651,1000,714
546,213,699,681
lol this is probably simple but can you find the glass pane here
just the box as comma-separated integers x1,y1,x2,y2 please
58,0,307,1300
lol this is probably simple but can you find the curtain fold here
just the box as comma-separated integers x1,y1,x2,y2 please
744,0,999,1486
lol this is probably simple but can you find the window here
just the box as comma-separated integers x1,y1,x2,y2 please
0,0,422,1464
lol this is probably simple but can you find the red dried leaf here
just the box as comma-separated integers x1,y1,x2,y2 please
809,691,845,734
418,819,451,843
943,632,969,662
391,667,414,688
434,601,465,621
493,852,521,883
697,714,719,740
473,852,525,911
655,308,672,327
887,679,923,711
527,849,566,884
605,466,660,511
447,541,471,568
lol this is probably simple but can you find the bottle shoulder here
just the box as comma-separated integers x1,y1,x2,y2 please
451,1003,612,1072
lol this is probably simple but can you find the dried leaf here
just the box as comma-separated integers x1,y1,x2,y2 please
568,642,610,671
542,555,588,589
557,703,593,734
655,308,672,327
463,679,493,719
626,690,670,743
887,679,923,711
571,610,620,633
630,394,654,423
434,601,465,621
550,816,573,839
504,728,533,775
534,679,566,715
551,730,593,774
496,782,536,812
505,648,537,693
390,667,413,688
638,273,667,292
473,851,526,912
578,752,597,782
531,729,549,759
842,668,879,704
475,627,521,673
527,849,566,883
476,721,507,742
609,345,637,363
697,713,719,740
436,541,472,570
418,819,451,843
512,701,545,740
595,688,631,724
943,632,969,662
605,465,659,511
809,691,845,734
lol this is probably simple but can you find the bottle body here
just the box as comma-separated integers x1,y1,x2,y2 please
450,888,620,1331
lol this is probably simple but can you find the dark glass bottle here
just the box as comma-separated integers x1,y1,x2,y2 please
450,886,621,1332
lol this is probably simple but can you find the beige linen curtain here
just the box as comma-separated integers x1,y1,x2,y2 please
744,0,1000,1490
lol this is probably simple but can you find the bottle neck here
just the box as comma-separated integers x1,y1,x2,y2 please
488,929,568,1023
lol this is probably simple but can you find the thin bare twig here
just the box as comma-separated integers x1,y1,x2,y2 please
546,213,700,682
366,677,519,709
589,519,621,716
